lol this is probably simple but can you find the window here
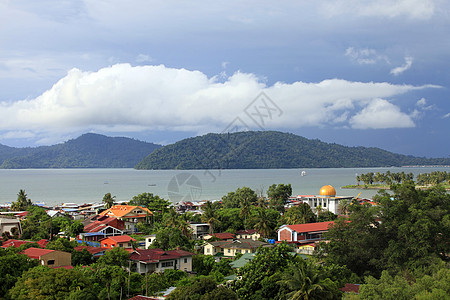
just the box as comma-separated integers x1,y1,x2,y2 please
161,261,174,268
227,249,231,253
119,244,123,247
207,248,210,253
47,260,55,265
128,243,131,247
103,244,107,247
184,258,187,263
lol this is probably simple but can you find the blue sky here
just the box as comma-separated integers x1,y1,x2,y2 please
0,0,449,158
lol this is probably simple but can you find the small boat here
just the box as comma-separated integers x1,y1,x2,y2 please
301,171,306,176
148,183,156,186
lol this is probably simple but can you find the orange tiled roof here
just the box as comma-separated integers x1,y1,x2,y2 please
100,205,153,218
100,235,136,243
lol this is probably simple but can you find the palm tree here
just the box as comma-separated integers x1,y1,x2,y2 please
338,199,351,215
240,196,252,229
102,193,116,209
254,208,272,238
11,189,31,211
163,208,180,228
278,261,337,300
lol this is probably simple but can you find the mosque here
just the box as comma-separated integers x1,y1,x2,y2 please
295,185,353,215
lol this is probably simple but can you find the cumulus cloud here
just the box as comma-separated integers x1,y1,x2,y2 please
390,56,413,75
443,113,450,118
0,64,438,142
349,98,415,129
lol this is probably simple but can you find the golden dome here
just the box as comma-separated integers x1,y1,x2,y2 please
319,185,336,197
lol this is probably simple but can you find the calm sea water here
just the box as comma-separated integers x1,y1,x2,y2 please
0,167,448,206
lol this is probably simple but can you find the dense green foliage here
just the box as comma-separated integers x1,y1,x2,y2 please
0,133,161,168
322,182,450,278
135,131,450,169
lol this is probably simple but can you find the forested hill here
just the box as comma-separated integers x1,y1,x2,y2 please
0,133,161,168
135,131,450,169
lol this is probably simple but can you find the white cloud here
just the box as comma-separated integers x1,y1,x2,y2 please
390,56,413,76
443,113,450,118
0,64,438,142
349,98,415,129
345,47,389,65
321,0,436,20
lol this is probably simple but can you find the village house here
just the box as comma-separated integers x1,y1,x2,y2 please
99,235,136,249
277,221,334,250
129,248,194,274
80,215,126,242
204,239,270,257
235,229,260,241
203,232,235,241
144,234,157,249
189,223,210,239
0,216,22,236
74,245,107,258
21,247,71,267
100,205,153,233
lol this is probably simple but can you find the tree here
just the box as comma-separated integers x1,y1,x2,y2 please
317,210,337,222
232,243,296,299
0,250,39,298
97,247,130,267
337,199,351,215
8,266,96,300
221,187,257,209
267,184,292,213
253,208,273,238
72,248,94,266
102,193,116,209
67,220,84,237
280,203,316,225
10,189,32,211
151,227,191,251
45,238,77,253
129,193,171,223
277,260,341,300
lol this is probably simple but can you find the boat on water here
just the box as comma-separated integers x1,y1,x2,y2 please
301,171,306,176
148,183,157,186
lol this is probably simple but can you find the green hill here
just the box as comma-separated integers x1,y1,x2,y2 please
135,131,450,169
0,133,161,168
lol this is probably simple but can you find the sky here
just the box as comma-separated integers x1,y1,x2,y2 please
0,0,449,158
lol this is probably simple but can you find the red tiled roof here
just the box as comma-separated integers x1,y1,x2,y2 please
50,265,74,269
340,283,360,294
1,239,31,248
130,248,194,263
84,216,125,233
21,247,54,259
283,221,334,234
37,239,50,248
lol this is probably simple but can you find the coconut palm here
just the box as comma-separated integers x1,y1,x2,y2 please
338,199,351,215
278,261,338,300
102,193,116,209
11,189,32,211
253,208,272,238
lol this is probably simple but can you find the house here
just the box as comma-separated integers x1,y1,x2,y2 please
189,223,210,239
340,284,360,294
144,234,157,249
80,215,126,242
1,238,49,249
204,239,270,257
230,252,256,269
235,229,260,241
277,221,334,245
203,232,235,241
129,248,194,274
100,205,153,233
0,216,22,236
99,235,136,249
297,243,317,255
21,247,71,267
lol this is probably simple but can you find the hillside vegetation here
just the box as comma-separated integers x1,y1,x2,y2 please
0,133,161,168
135,131,450,169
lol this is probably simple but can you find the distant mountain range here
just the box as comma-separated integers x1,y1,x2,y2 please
0,133,161,168
135,131,450,169
1,131,449,169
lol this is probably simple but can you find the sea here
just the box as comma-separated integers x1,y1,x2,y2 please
0,166,448,207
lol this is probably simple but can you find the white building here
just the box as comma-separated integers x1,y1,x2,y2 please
295,185,352,215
